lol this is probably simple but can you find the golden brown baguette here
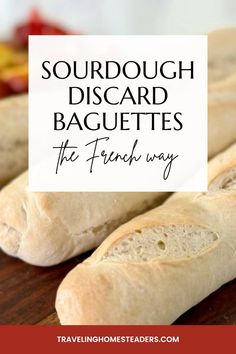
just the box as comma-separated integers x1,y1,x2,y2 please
56,143,236,324
0,28,236,268
208,28,236,84
0,172,166,266
208,74,236,158
207,28,236,157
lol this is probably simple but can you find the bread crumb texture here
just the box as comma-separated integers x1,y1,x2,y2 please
102,225,219,263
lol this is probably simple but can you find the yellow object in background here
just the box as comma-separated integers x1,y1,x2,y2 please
0,43,28,96
0,43,15,71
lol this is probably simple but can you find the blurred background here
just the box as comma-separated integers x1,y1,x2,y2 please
0,0,235,98
0,0,236,37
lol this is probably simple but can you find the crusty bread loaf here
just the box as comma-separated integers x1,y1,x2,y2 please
0,87,235,266
208,74,236,158
207,28,236,157
0,95,28,186
208,28,236,84
0,28,235,270
0,172,167,266
55,143,236,325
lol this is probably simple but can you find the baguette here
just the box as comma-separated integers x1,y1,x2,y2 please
0,29,236,267
0,94,28,187
0,171,166,266
208,74,236,157
208,28,236,84
0,91,235,266
56,143,236,325
208,28,236,157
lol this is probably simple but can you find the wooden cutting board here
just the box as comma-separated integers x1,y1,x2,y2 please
0,249,236,325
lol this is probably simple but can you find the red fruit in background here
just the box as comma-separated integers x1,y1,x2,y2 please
14,9,70,49
0,80,12,98
1,64,28,94
6,74,28,94
0,9,73,98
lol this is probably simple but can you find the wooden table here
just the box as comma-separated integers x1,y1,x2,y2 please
0,249,236,325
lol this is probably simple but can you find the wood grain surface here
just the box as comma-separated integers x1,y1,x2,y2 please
0,249,236,325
